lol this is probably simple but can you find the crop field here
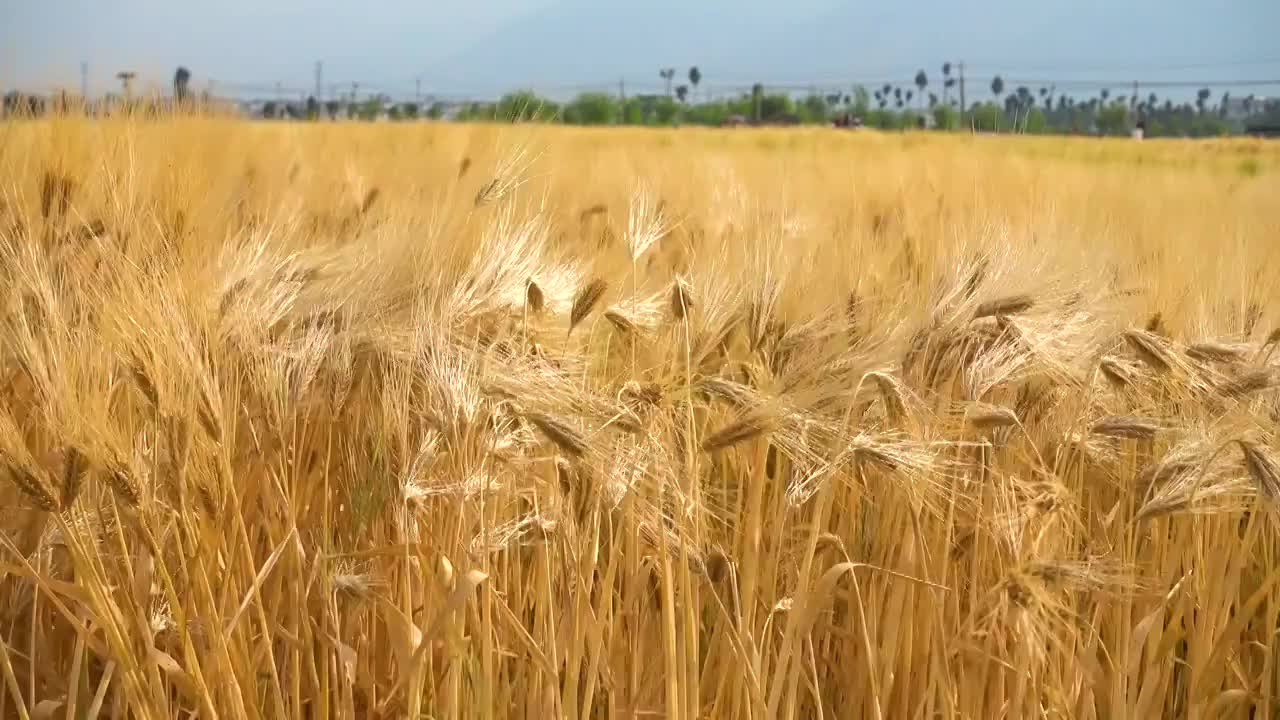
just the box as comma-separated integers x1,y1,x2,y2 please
1,117,1279,719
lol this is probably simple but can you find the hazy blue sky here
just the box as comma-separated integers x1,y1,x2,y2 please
5,0,1278,101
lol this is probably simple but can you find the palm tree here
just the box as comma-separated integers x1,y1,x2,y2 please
990,75,1004,102
173,66,191,102
1100,88,1110,103
116,71,137,101
914,70,928,109
675,85,689,103
1196,87,1211,114
687,67,701,102
659,69,676,97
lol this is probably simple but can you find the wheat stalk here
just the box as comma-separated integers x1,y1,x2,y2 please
569,278,608,334
526,413,590,458
974,294,1034,320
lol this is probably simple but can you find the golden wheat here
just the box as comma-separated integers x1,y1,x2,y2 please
0,116,1277,719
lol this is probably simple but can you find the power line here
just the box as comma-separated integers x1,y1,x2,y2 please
962,55,1280,74
996,78,1280,90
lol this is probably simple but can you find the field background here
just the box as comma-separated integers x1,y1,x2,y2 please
1,119,1279,719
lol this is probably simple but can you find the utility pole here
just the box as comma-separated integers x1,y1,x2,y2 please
315,61,323,101
958,61,966,118
415,76,422,104
80,61,89,100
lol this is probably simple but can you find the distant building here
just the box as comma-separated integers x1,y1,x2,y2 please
1224,96,1268,121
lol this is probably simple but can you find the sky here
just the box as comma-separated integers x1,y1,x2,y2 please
4,0,1279,103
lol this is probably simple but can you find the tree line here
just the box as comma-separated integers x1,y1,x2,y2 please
5,63,1279,138
455,65,1279,138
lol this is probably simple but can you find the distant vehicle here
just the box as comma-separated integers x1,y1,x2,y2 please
831,112,864,128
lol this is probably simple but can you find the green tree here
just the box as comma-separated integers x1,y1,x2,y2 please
914,70,928,108
675,85,689,104
563,92,619,124
799,94,829,123
971,102,1002,132
759,93,794,121
865,108,899,130
621,97,646,124
990,75,1004,102
1095,104,1128,135
653,95,680,124
1024,108,1047,133
688,66,702,101
684,99,731,126
401,102,419,119
852,85,871,114
932,104,958,130
497,90,556,122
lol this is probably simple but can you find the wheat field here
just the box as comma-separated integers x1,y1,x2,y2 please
1,117,1279,719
